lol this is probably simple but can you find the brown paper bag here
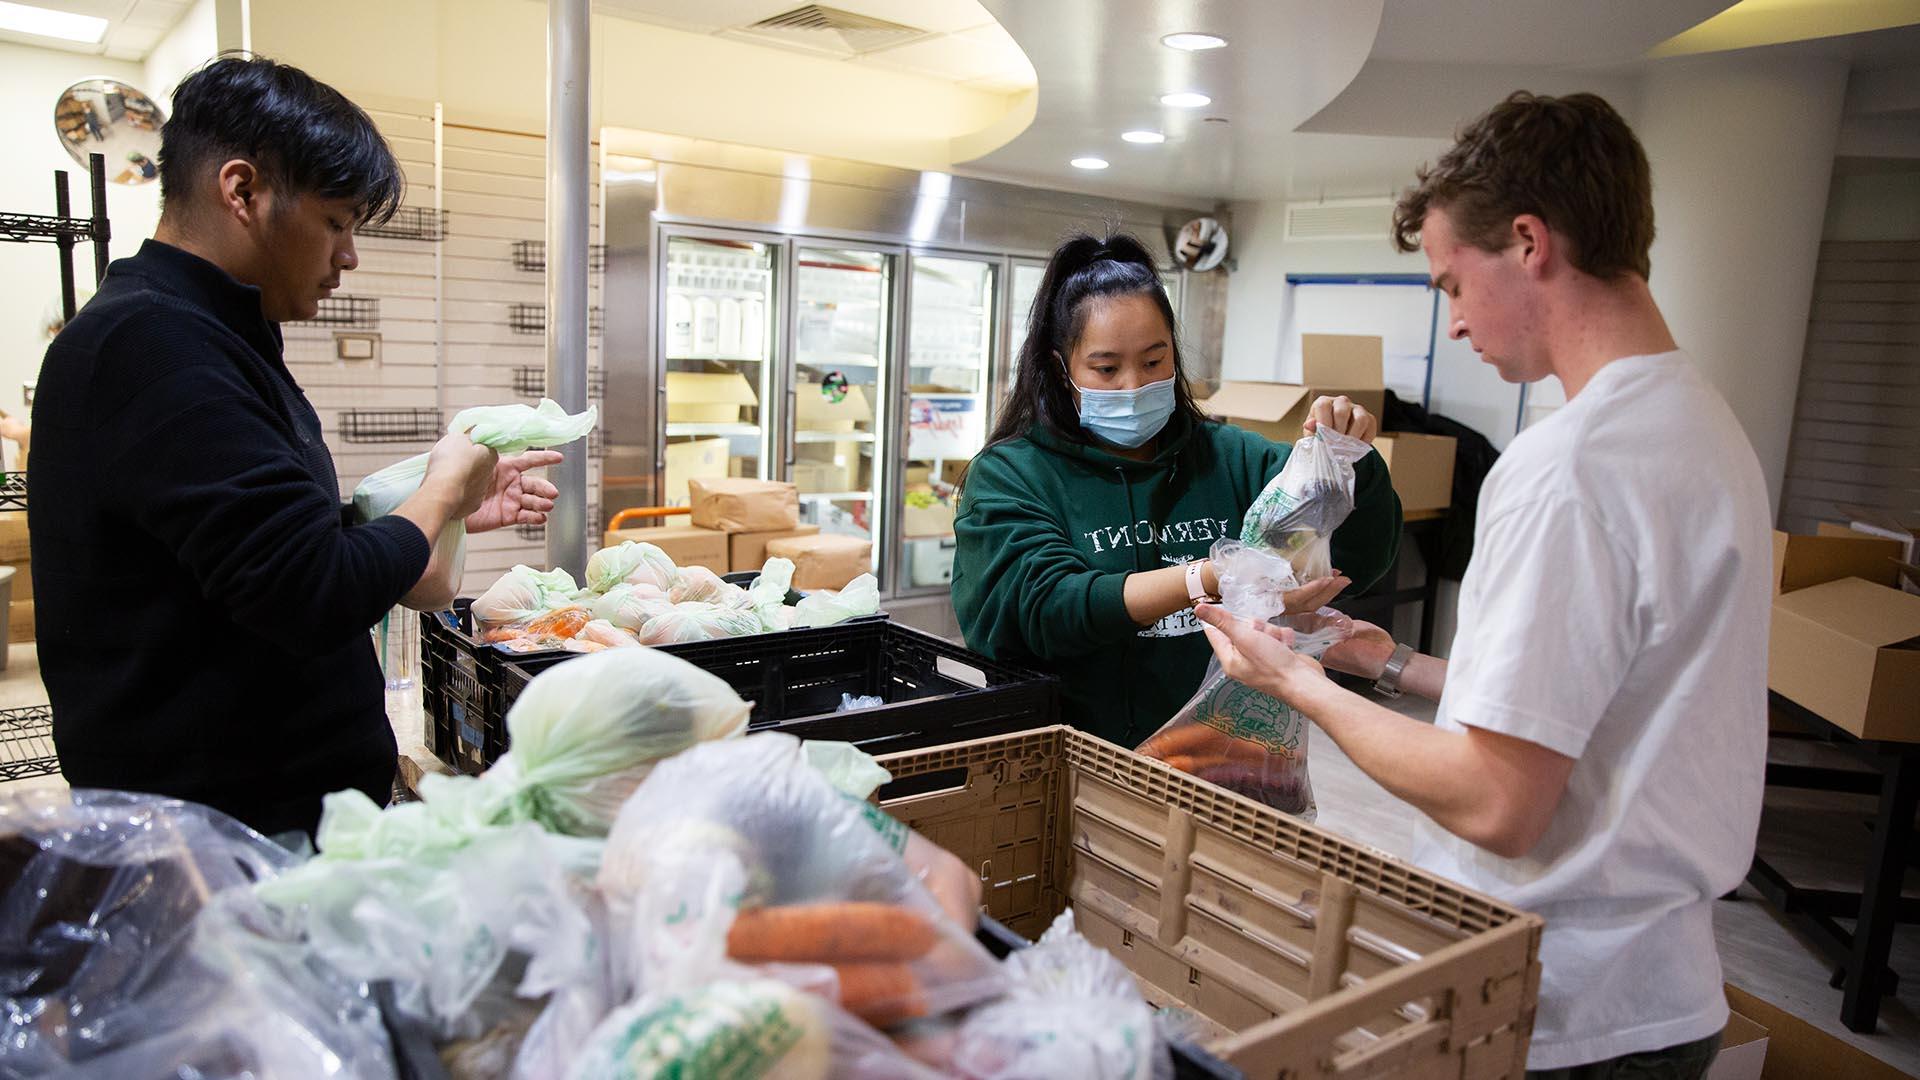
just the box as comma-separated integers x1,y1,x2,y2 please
767,534,872,590
689,478,800,533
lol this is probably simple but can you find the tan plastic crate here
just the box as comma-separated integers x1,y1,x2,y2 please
877,726,1543,1079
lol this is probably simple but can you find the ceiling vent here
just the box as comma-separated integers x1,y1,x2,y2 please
727,5,930,58
1284,199,1396,242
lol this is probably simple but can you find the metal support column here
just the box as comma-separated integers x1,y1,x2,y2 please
543,0,591,578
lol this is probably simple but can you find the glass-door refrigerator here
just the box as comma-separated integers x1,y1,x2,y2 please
661,233,777,506
894,254,998,596
789,245,894,576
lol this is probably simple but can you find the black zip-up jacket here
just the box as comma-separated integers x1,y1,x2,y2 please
30,239,431,836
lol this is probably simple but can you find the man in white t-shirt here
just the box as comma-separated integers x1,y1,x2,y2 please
1196,91,1771,1079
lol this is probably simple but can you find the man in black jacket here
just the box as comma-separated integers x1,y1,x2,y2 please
30,55,562,837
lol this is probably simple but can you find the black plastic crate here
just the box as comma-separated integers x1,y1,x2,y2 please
420,572,875,771
497,619,1055,766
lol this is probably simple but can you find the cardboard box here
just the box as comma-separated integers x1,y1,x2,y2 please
665,371,758,424
0,512,28,563
795,381,872,434
1373,433,1456,513
1202,334,1387,442
767,533,871,590
1723,983,1909,1080
902,493,957,538
689,477,799,533
1819,515,1920,595
791,444,859,495
1769,576,1920,741
664,437,730,507
601,524,728,573
8,597,32,644
730,524,820,574
1706,1009,1768,1080
1772,530,1902,594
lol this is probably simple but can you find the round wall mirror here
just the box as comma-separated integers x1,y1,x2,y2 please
54,79,167,186
1174,217,1230,272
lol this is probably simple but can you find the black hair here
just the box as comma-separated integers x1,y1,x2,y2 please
982,231,1211,453
158,53,404,227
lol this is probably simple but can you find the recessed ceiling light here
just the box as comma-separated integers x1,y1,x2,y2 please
1160,91,1212,109
1162,32,1227,51
0,0,107,43
1121,130,1166,145
1070,156,1110,171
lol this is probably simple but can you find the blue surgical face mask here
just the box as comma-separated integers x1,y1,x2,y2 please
1073,374,1177,449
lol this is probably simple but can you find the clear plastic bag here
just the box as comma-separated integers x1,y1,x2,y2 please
794,573,881,628
0,789,396,1077
1238,427,1372,582
950,910,1171,1080
838,693,885,713
598,733,1005,1032
669,564,736,605
591,583,673,632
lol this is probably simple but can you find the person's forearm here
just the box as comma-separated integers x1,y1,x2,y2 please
1123,561,1216,625
390,477,462,548
1398,654,1447,701
1286,676,1508,848
401,524,463,611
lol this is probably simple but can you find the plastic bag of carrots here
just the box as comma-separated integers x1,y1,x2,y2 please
597,733,1004,1039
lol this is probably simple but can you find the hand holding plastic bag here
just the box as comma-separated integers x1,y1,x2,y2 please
1238,426,1371,582
352,399,594,525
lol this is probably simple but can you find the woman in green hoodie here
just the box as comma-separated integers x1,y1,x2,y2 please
952,233,1402,748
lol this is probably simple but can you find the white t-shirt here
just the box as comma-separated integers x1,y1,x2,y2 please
1409,351,1771,1070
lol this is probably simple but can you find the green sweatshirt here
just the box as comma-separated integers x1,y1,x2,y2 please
952,413,1402,748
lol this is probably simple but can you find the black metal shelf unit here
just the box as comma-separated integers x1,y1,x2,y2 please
511,239,605,272
2,154,110,321
357,206,448,242
0,706,56,782
338,408,444,444
288,295,380,329
511,366,604,399
509,302,603,335
0,473,25,513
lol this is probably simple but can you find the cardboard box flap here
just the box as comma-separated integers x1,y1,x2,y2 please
667,371,759,406
1772,531,1903,593
1775,577,1920,648
1300,333,1384,388
796,382,873,424
1202,382,1314,424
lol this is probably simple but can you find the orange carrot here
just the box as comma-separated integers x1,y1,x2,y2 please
524,606,590,639
833,963,927,1028
726,902,938,964
1139,723,1228,760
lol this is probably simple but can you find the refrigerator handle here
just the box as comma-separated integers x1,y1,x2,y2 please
785,386,798,469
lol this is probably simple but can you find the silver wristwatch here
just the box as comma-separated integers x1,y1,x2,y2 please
1372,642,1416,699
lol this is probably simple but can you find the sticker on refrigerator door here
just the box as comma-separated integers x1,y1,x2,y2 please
820,371,849,404
908,396,982,459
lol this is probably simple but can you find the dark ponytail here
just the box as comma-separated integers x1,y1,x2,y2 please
983,231,1211,453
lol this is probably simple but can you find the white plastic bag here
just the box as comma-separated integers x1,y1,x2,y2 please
592,583,674,631
838,693,884,713
585,540,677,594
489,646,753,835
793,573,881,628
670,564,734,604
951,910,1171,1080
1238,427,1371,582
640,602,764,644
579,619,639,649
598,734,1005,1030
474,565,581,627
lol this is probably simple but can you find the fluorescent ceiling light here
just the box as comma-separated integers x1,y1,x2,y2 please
1160,91,1212,108
0,0,107,43
1070,157,1109,171
1162,32,1227,51
1121,130,1166,145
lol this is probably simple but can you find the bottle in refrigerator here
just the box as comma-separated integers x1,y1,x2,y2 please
741,297,765,359
718,296,742,356
693,295,720,356
667,293,694,356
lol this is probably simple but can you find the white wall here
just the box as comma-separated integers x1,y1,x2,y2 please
0,43,166,417
1640,53,1850,513
144,0,220,104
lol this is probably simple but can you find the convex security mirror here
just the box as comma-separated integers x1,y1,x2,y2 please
1174,217,1230,272
55,79,167,186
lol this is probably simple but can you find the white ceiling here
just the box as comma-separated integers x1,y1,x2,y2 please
592,0,1035,93
0,0,191,61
